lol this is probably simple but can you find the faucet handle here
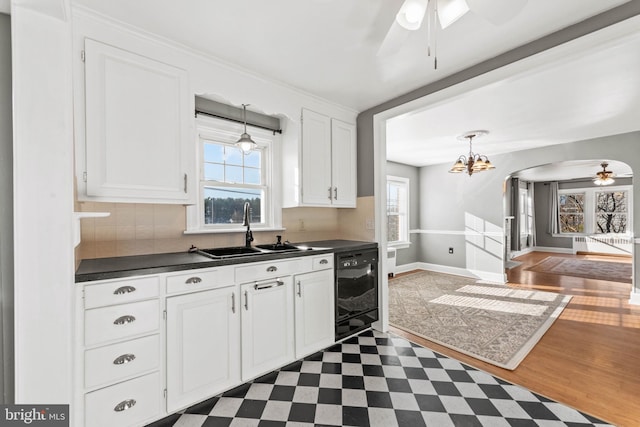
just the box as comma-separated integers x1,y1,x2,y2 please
276,235,282,245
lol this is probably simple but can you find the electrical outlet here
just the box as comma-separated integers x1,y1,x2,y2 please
448,247,454,254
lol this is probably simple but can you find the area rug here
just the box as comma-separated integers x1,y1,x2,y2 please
388,271,571,370
525,256,632,283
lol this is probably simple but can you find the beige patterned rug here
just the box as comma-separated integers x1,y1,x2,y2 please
389,271,571,370
525,256,632,283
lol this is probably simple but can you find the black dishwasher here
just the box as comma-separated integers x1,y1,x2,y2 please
335,249,379,340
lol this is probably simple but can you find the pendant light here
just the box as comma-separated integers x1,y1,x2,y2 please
236,104,257,154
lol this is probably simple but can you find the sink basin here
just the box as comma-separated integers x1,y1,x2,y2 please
197,246,264,259
255,243,309,252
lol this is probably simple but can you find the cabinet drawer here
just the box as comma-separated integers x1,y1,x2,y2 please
85,335,160,389
85,372,161,427
312,254,334,271
235,258,312,284
165,267,234,295
85,300,160,347
84,276,160,309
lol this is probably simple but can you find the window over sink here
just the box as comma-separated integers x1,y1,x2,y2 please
186,115,282,233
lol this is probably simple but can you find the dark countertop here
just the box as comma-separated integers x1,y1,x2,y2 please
75,239,377,283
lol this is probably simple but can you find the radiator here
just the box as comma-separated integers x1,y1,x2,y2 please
573,236,633,255
387,247,397,276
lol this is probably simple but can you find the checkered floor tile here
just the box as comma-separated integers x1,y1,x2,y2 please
146,330,612,427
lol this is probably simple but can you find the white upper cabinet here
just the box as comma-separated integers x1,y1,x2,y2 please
283,108,357,208
81,39,194,203
330,119,357,207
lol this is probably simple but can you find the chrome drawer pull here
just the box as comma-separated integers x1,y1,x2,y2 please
334,187,338,200
114,399,136,412
113,315,136,325
297,281,302,297
244,290,249,311
319,259,329,265
254,279,284,290
113,285,136,295
266,266,278,272
185,276,202,284
113,354,136,365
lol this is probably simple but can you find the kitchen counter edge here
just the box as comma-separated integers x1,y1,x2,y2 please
75,240,378,283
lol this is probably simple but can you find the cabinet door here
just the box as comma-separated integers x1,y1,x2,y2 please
84,39,193,203
241,277,294,381
331,119,357,207
294,269,335,359
166,287,240,412
301,109,332,206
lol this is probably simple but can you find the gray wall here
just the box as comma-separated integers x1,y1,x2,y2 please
417,133,639,279
533,182,572,249
0,12,13,404
386,161,420,266
356,2,640,198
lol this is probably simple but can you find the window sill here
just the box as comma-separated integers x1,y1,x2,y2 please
184,227,286,235
388,241,411,250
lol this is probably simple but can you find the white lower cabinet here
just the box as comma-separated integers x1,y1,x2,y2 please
166,287,240,412
240,276,295,381
77,254,336,427
85,372,162,427
294,269,335,359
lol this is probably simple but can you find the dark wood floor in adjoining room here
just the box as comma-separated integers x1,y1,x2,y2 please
390,251,640,427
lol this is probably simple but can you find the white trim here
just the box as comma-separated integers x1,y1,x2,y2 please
532,246,576,254
635,238,640,244
410,229,504,237
388,241,411,250
406,263,506,284
395,262,421,275
629,292,640,306
184,227,286,235
510,247,535,258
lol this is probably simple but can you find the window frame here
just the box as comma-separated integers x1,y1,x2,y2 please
386,175,411,248
186,115,282,234
556,185,632,236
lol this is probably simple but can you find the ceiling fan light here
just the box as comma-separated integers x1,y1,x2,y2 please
437,0,470,29
593,162,615,186
396,0,428,30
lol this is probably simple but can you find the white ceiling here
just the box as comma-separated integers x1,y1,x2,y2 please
71,0,630,112
68,0,637,181
386,18,640,169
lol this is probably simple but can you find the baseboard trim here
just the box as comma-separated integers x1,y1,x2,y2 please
396,262,506,284
629,292,640,306
532,246,575,254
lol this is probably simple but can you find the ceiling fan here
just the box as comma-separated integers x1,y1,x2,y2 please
379,0,528,67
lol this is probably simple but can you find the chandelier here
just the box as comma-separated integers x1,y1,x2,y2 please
448,131,495,176
593,162,615,186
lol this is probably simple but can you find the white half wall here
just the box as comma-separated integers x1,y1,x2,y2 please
12,0,75,404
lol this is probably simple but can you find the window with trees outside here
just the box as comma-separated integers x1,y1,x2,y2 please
387,176,410,246
559,193,585,233
187,116,279,232
558,187,630,235
595,190,627,234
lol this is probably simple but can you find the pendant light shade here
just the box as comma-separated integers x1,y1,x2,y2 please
236,104,257,154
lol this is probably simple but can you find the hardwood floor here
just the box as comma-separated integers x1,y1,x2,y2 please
389,252,640,427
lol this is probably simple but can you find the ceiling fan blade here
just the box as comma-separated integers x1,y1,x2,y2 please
466,0,528,25
437,0,470,29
